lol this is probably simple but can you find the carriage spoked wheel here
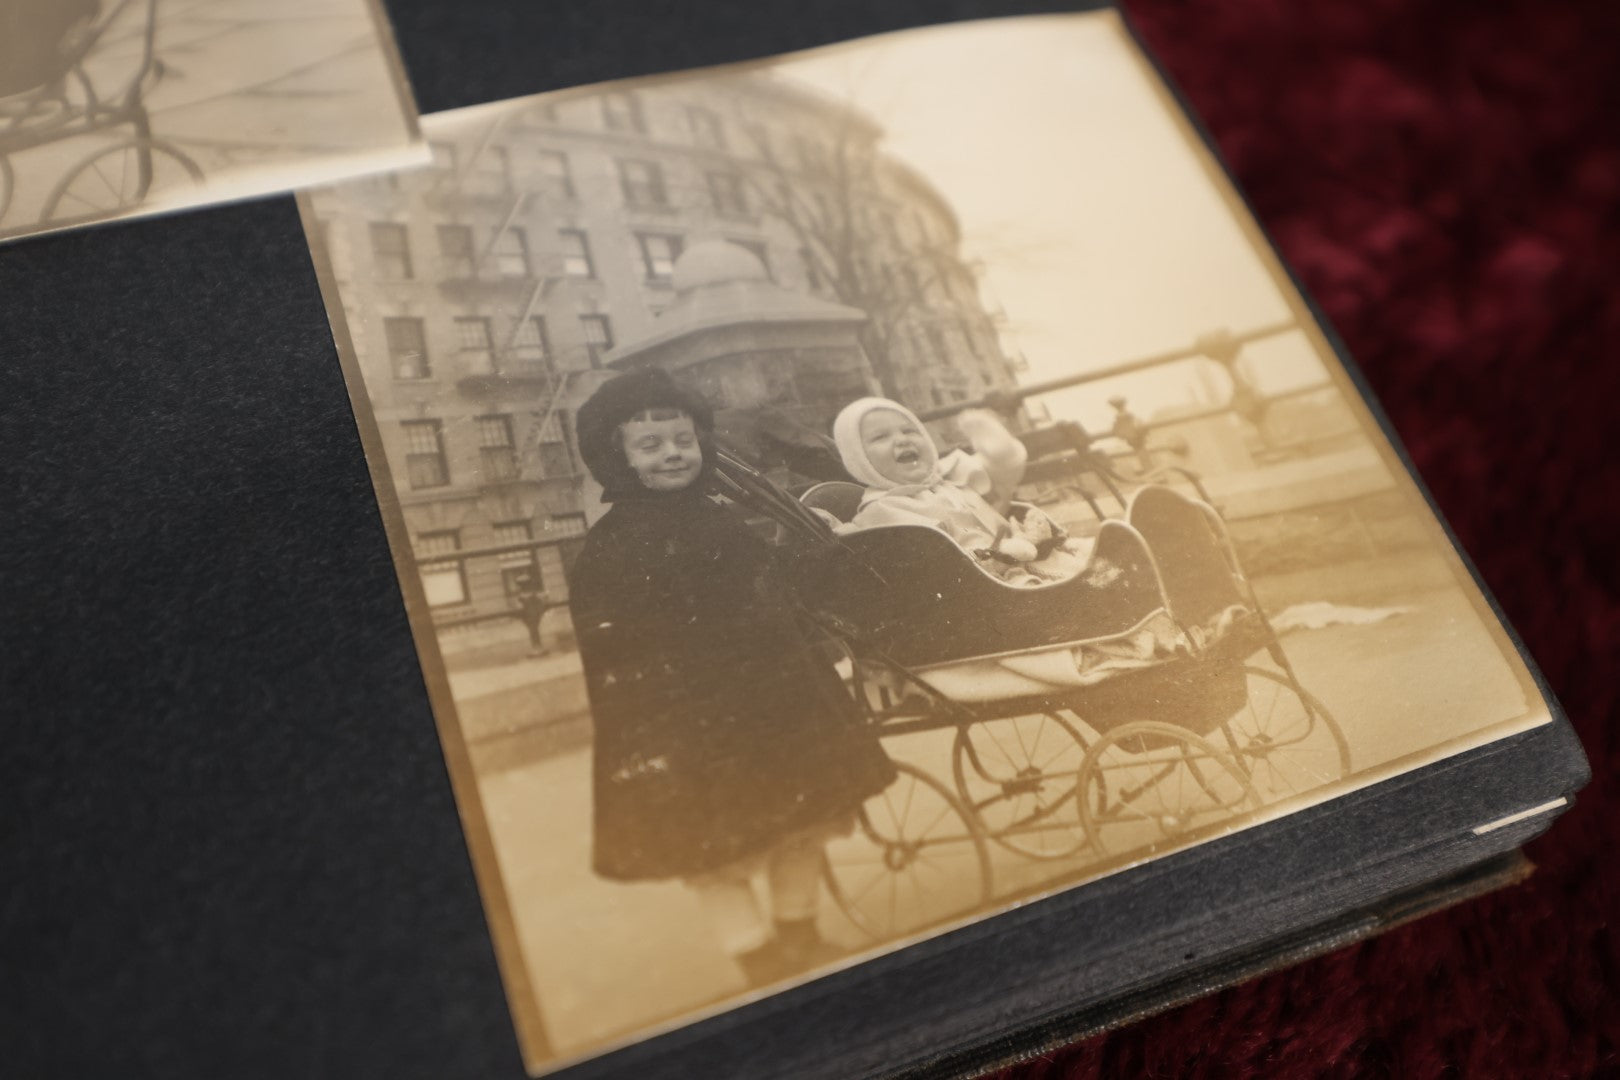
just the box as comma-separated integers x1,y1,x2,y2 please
1217,665,1351,802
822,761,993,943
1074,721,1260,857
40,137,203,225
950,710,1092,860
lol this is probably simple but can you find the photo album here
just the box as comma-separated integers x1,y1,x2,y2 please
3,2,1591,1078
293,8,1586,1078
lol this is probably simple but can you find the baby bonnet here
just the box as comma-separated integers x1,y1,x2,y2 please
832,396,939,490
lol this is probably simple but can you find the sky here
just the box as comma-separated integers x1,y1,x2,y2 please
771,12,1329,431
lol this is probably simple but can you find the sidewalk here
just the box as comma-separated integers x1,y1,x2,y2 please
1250,548,1457,611
446,649,583,703
475,570,1532,1057
447,648,591,773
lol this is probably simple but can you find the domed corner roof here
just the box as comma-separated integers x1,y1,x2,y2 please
671,239,770,293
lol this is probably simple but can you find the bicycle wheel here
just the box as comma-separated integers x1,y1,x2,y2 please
951,711,1090,860
823,761,993,942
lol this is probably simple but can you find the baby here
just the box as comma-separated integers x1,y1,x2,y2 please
830,397,1089,586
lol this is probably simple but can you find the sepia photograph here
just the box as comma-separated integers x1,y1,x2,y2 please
297,11,1553,1074
0,0,424,244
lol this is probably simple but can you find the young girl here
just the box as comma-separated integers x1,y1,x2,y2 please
831,397,1089,586
569,368,896,986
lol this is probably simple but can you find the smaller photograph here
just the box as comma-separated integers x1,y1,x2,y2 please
0,0,425,244
299,10,1554,1074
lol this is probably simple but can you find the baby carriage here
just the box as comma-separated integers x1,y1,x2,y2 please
713,428,1351,944
0,0,201,231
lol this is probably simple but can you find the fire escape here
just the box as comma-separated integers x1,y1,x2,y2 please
425,126,584,491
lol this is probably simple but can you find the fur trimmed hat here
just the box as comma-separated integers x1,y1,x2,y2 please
575,367,715,501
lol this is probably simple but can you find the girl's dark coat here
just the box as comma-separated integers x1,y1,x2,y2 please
569,493,896,881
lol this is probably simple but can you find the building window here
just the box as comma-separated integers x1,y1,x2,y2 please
477,414,518,481
369,222,412,279
494,519,537,594
437,224,475,277
537,411,573,477
618,159,669,208
580,314,614,365
558,229,594,277
494,227,530,276
636,233,684,284
800,248,822,291
601,90,645,133
707,171,749,217
513,316,549,366
550,512,587,537
429,141,457,171
384,317,429,380
417,529,466,607
688,106,725,149
733,239,770,279
401,419,449,489
539,150,574,198
455,316,495,375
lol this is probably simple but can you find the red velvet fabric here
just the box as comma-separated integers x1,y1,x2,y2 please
999,2,1620,1076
